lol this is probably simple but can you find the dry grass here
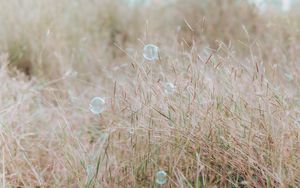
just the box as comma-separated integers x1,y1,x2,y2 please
0,0,300,187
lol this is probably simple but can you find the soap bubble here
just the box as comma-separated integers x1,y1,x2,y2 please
155,170,167,185
164,82,176,95
143,44,159,61
89,97,106,114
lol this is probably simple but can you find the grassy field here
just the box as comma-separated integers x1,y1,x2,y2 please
0,0,300,187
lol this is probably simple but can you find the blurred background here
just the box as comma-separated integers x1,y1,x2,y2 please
1,0,300,187
126,0,297,11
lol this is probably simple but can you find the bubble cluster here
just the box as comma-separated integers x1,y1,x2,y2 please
164,82,176,95
155,170,167,185
143,44,159,61
89,97,106,114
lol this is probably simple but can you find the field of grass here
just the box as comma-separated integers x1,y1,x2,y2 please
0,0,300,187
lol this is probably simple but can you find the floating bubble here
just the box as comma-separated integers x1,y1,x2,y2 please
89,97,106,114
155,170,167,185
143,44,159,61
164,82,176,95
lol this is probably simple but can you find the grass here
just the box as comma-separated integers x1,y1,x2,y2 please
0,0,300,187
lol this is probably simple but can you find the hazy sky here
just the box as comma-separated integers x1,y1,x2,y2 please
126,0,292,11
250,0,291,11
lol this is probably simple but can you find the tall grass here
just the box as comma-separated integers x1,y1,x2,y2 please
0,0,300,187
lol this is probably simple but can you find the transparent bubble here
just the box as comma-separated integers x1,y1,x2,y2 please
143,44,159,61
155,170,167,185
89,97,106,114
164,82,176,95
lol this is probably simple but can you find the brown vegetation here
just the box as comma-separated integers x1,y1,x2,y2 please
0,0,300,187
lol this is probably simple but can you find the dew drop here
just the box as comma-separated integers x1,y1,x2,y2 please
155,170,167,185
143,44,159,61
164,82,176,95
89,97,106,114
